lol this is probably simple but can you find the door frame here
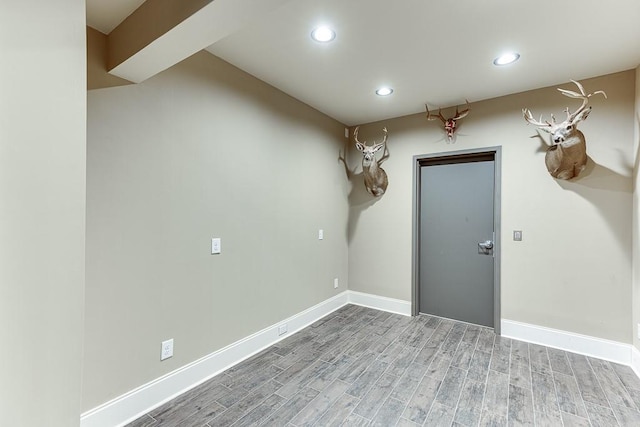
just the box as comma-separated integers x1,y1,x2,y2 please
411,147,502,334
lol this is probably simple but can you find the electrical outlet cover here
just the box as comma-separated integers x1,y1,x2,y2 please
161,339,174,360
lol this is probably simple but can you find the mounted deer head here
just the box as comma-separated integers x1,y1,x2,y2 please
522,80,606,180
425,100,470,142
354,126,389,197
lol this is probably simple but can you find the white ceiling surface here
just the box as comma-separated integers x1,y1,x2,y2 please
87,0,640,126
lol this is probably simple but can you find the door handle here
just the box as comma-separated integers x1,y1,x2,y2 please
478,240,494,255
478,240,493,250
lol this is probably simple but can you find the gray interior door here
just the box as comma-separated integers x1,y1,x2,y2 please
419,157,495,327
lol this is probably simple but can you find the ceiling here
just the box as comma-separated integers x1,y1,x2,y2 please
86,0,640,126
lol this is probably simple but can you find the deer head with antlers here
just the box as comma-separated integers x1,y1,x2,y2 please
522,80,606,180
425,100,471,142
354,126,389,197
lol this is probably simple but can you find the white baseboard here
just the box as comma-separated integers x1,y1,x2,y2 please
80,292,351,427
632,346,640,378
501,319,633,365
347,290,412,316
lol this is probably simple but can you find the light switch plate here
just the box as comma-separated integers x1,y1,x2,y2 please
211,237,221,254
513,230,522,241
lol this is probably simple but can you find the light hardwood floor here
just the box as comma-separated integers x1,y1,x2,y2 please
127,304,640,426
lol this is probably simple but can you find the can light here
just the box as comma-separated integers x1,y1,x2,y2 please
311,26,336,43
376,87,393,96
493,52,520,66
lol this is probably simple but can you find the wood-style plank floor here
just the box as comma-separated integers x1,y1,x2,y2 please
127,304,640,426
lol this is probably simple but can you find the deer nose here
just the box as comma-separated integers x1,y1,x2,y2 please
553,136,564,143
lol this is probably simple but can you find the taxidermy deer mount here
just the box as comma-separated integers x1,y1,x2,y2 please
354,126,389,197
522,80,607,180
425,100,471,142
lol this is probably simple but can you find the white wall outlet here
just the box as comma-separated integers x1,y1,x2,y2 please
318,229,324,240
161,339,174,361
513,230,523,241
334,278,339,289
278,324,288,336
211,237,221,254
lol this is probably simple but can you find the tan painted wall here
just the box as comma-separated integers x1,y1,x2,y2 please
633,65,640,349
84,51,349,410
348,71,634,343
0,1,86,426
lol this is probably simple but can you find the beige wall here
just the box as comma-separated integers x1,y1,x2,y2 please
633,65,640,349
348,71,634,343
0,1,86,426
84,51,349,410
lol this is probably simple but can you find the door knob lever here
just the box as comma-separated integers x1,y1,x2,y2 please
478,240,493,250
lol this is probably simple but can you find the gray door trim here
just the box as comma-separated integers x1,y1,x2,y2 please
411,147,502,334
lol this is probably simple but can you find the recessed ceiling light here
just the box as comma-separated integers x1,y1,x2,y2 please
493,52,520,66
311,26,336,43
376,87,393,96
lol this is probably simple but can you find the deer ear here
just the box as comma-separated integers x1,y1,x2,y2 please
372,144,384,153
574,106,592,122
355,142,365,151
